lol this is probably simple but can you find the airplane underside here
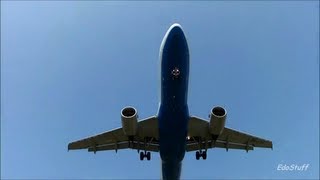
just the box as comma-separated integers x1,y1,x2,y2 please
158,105,189,180
68,23,273,180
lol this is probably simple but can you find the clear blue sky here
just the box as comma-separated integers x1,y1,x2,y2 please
1,1,319,179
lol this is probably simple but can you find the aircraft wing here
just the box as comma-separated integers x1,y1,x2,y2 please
186,116,273,152
68,116,159,153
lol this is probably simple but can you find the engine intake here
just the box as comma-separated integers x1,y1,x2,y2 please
209,106,227,136
121,106,138,136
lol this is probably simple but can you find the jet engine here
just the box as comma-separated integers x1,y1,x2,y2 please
121,106,138,136
209,106,227,136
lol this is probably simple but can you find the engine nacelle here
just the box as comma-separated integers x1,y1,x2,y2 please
121,106,138,136
209,106,227,136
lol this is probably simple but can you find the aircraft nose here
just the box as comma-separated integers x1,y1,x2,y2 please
165,23,186,44
167,23,185,39
160,23,188,56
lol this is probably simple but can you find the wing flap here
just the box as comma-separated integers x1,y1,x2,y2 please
186,140,254,152
88,141,159,152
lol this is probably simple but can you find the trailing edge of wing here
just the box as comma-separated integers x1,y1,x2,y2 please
88,141,159,152
186,140,254,152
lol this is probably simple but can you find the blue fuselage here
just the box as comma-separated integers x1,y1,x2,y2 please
157,24,190,180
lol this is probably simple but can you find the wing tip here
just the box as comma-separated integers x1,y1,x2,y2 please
67,143,75,151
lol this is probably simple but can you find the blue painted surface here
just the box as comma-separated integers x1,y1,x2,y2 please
158,24,190,180
2,2,318,179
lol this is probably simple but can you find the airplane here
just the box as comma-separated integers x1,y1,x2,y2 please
68,23,273,180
